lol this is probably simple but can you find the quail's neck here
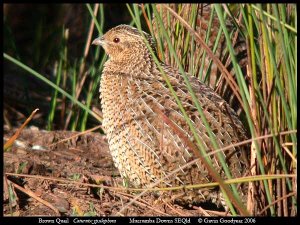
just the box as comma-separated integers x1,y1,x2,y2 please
104,49,156,78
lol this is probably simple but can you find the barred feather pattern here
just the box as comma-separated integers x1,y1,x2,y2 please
96,25,248,206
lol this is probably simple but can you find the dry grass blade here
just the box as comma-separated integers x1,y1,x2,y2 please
258,191,296,215
4,108,39,151
161,199,192,216
5,172,295,193
10,181,60,216
47,124,103,148
281,143,297,164
114,192,170,216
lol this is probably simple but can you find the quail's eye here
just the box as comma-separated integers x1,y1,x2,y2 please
113,37,120,43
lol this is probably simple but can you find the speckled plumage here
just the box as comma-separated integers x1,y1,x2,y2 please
92,24,248,206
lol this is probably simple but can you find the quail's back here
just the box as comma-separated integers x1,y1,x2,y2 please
92,25,248,206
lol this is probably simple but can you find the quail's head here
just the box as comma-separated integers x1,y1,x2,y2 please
92,25,156,62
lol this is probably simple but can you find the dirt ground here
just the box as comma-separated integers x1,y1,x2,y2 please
3,127,227,217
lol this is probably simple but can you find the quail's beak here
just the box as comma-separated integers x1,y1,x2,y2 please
92,36,105,46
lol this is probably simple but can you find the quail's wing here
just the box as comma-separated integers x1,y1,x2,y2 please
122,66,248,187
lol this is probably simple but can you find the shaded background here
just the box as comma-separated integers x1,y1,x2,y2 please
3,4,135,130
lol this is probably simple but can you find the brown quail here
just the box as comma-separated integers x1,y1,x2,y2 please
92,24,248,207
